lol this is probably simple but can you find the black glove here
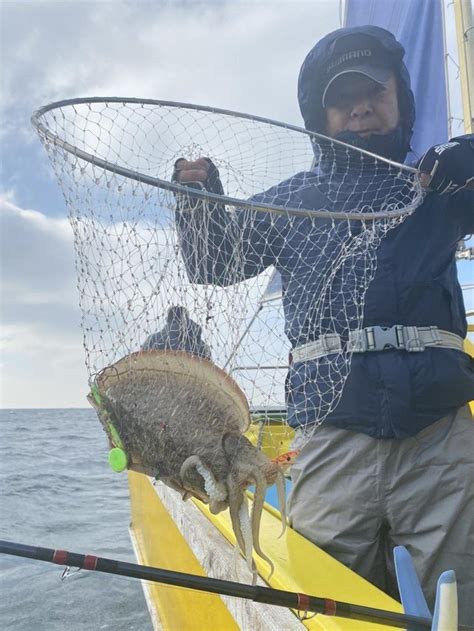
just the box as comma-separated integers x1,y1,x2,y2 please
172,158,224,195
202,158,225,196
417,136,474,195
172,158,224,213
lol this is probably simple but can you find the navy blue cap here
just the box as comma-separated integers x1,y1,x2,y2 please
321,33,394,106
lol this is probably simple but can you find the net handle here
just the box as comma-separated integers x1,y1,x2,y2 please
31,96,422,221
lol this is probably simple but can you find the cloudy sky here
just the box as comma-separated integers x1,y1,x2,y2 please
1,0,343,407
1,0,472,408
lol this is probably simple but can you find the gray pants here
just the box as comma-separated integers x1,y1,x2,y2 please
288,406,474,627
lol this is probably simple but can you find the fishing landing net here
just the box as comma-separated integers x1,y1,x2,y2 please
31,99,422,541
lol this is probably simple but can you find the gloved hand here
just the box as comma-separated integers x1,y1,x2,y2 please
172,158,224,195
417,136,474,195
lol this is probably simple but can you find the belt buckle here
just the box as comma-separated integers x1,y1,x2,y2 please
365,325,405,351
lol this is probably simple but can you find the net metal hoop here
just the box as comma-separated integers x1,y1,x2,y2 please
31,96,422,221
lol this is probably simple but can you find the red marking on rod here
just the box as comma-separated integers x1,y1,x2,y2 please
52,550,68,565
83,555,98,570
324,599,337,616
297,593,311,612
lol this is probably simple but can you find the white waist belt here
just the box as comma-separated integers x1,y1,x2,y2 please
291,325,465,364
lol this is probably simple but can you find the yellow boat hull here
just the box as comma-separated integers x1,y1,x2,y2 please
128,470,403,630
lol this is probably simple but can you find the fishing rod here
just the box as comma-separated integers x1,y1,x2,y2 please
0,539,432,629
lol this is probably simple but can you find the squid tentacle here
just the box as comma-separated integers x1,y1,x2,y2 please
261,460,287,538
179,454,202,482
246,465,275,580
275,469,287,538
238,495,256,581
180,455,227,508
227,470,254,576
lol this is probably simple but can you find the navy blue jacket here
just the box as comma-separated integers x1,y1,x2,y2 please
177,171,473,437
176,27,474,438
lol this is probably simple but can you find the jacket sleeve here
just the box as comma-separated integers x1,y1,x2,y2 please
447,134,474,235
449,190,474,236
175,183,289,287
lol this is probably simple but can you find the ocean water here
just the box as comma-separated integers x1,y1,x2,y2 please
0,408,153,630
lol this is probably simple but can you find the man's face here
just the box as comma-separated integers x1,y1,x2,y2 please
324,72,400,138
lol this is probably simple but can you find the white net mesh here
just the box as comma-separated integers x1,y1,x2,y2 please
33,98,424,569
33,97,423,451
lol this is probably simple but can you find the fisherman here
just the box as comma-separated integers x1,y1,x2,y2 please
173,26,474,624
142,305,211,359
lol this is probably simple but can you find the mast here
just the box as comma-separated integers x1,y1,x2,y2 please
453,0,474,133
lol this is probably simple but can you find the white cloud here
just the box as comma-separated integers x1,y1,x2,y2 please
0,195,88,407
0,195,76,305
2,1,341,137
1,0,342,407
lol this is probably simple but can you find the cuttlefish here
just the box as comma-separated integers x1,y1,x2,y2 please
90,350,286,579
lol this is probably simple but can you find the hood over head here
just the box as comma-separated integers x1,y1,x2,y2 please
298,25,415,162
